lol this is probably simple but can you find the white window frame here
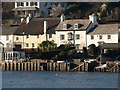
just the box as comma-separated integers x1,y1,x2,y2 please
26,43,29,47
60,34,65,40
108,35,111,39
76,34,80,40
99,35,102,40
91,35,94,40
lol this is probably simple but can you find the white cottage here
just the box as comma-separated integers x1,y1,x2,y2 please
0,25,18,51
55,18,94,50
87,24,119,47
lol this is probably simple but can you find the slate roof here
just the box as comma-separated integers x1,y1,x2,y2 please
14,18,60,35
88,24,119,35
55,19,91,31
1,26,18,35
100,43,120,49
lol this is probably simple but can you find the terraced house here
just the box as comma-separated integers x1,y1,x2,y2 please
13,18,60,49
55,14,97,50
87,24,120,47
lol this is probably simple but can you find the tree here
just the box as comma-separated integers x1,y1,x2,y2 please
49,5,64,17
38,40,57,51
88,44,98,58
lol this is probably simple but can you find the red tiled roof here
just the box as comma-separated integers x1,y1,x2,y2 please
14,18,60,35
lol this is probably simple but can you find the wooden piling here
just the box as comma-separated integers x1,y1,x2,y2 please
27,62,30,71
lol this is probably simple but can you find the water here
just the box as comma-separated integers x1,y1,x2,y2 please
2,71,119,88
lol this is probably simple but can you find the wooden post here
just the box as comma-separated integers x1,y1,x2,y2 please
18,63,20,71
24,63,27,71
2,62,5,71
31,62,33,71
21,63,23,71
34,62,36,71
6,62,9,71
66,63,70,71
27,62,30,71
85,62,88,72
10,62,13,71
14,62,16,71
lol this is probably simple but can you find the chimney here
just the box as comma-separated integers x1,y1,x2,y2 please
89,14,98,25
44,21,48,34
26,13,31,24
60,14,65,22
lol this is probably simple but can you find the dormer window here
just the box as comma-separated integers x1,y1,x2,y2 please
63,24,68,29
74,23,79,29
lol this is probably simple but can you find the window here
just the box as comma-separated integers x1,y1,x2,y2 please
6,35,9,40
60,35,64,40
49,34,52,38
76,34,80,40
26,43,29,47
32,43,34,47
99,35,102,40
68,32,73,40
55,3,58,6
17,2,20,6
26,2,28,6
35,2,37,6
76,44,80,49
74,24,78,29
37,35,39,38
44,3,47,6
16,37,19,40
74,24,79,29
30,2,34,6
108,35,111,39
91,35,94,40
26,35,29,39
21,2,24,6
63,24,68,29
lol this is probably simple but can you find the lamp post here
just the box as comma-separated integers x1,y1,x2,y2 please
22,31,25,49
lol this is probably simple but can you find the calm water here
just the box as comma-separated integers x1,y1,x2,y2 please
2,71,119,88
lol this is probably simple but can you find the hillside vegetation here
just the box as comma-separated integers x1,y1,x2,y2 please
2,2,120,22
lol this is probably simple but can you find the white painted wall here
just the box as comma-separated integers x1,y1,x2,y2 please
0,35,13,48
87,34,118,47
14,34,56,49
56,30,86,49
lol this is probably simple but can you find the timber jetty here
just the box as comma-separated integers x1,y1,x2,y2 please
1,60,120,73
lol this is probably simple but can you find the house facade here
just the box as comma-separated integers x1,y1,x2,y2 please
13,2,67,17
13,18,60,49
55,18,94,50
0,26,18,52
87,24,119,47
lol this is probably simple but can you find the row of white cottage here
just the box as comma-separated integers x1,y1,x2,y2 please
0,14,120,52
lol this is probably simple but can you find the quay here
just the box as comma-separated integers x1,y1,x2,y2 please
94,61,120,73
1,60,90,72
1,60,120,73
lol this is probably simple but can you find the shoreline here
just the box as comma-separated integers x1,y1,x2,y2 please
1,60,120,73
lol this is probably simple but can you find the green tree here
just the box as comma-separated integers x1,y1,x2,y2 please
38,40,57,51
88,44,98,58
